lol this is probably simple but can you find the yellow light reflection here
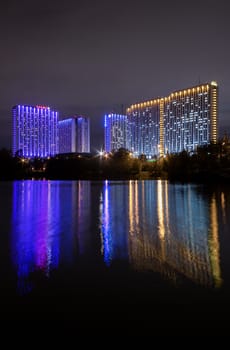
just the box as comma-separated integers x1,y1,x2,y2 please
157,180,165,260
135,180,139,226
128,180,140,236
157,180,165,240
129,180,134,235
209,194,222,288
221,192,226,223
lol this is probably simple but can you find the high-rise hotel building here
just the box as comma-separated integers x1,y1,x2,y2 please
12,105,59,158
58,116,90,154
126,81,218,157
104,114,128,152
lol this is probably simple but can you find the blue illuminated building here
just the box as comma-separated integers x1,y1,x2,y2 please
104,113,128,152
12,104,59,158
58,116,90,153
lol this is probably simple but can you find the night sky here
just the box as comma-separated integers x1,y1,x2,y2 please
1,0,229,152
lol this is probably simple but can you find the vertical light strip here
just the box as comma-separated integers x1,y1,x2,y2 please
159,98,164,157
157,180,165,260
129,180,134,236
209,193,222,287
210,81,218,143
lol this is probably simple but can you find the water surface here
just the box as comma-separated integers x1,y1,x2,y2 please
1,180,230,335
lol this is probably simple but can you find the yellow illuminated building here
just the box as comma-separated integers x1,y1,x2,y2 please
126,82,218,157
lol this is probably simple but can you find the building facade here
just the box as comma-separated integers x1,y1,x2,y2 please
126,81,218,157
58,116,90,154
104,113,128,152
12,104,59,158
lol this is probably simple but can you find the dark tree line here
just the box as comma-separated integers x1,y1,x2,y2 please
0,148,25,180
46,148,141,180
1,142,230,183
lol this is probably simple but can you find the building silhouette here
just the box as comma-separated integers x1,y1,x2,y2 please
12,104,59,158
58,116,90,154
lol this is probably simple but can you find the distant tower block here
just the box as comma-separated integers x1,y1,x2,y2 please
58,115,90,153
104,113,128,152
12,104,59,158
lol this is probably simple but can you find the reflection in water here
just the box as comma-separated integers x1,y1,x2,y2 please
10,180,224,295
100,180,222,287
99,180,112,265
221,191,226,224
11,181,60,294
100,181,129,266
75,181,91,256
157,180,166,260
209,193,222,287
11,180,92,294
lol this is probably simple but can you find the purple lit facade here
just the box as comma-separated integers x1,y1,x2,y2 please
12,105,59,158
58,116,90,153
104,114,127,152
